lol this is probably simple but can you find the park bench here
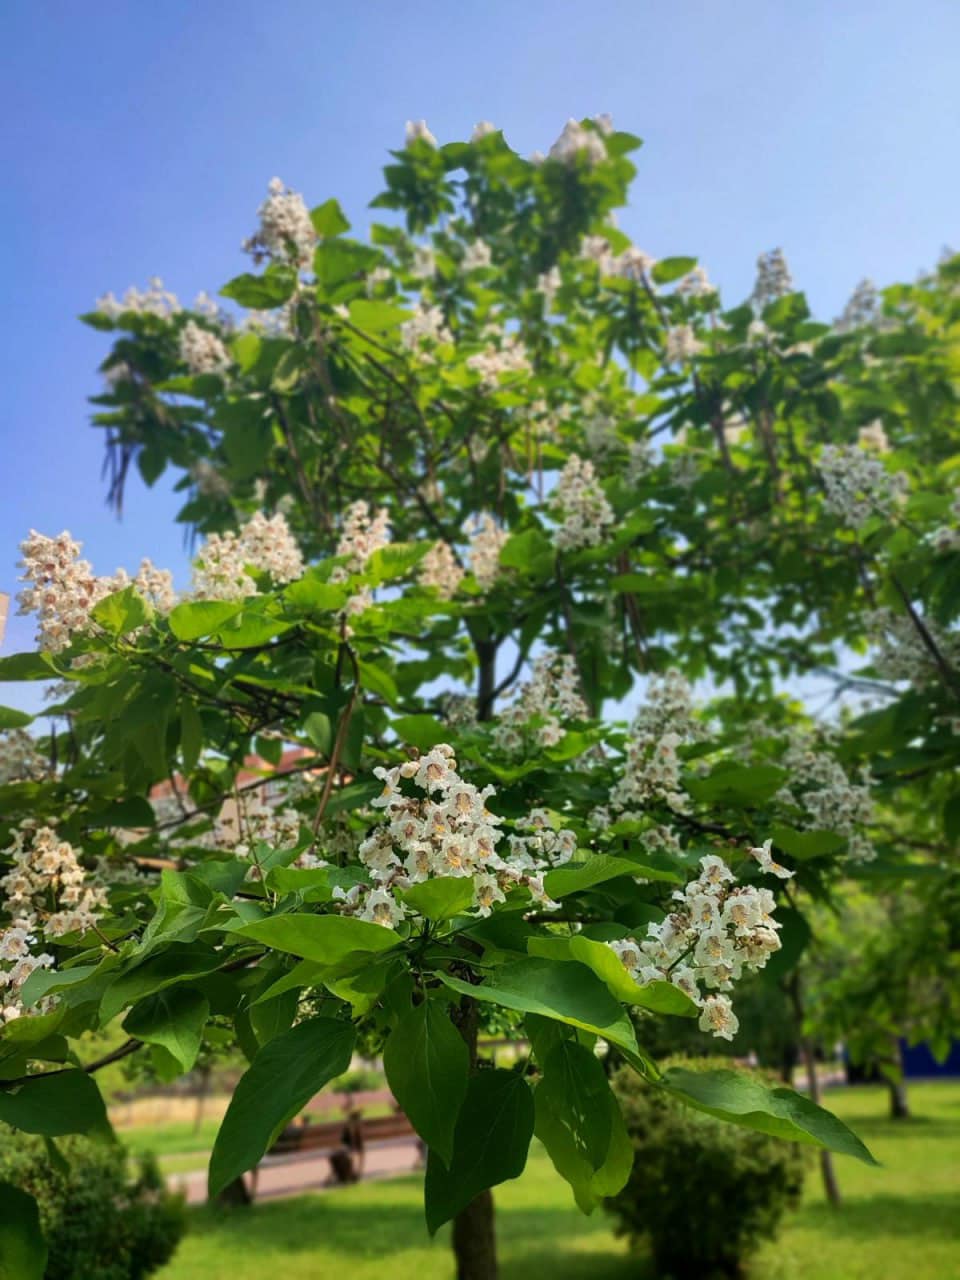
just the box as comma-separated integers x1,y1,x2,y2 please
246,1109,421,1199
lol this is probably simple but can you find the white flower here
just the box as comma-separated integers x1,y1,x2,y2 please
819,444,908,528
401,301,452,355
243,178,316,269
471,121,497,142
548,118,607,167
857,419,890,453
462,240,492,272
749,839,794,880
665,325,704,364
179,321,231,375
465,514,508,591
419,541,464,599
698,994,739,1040
405,120,437,148
96,277,180,318
752,248,794,310
549,454,614,551
192,511,303,601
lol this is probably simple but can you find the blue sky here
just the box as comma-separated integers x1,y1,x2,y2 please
3,0,959,707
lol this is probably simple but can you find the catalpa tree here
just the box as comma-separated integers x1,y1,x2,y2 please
3,113,958,1280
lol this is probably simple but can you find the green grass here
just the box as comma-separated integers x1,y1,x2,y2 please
157,1082,960,1280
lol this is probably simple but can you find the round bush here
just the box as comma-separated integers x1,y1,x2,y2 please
606,1057,808,1278
0,1127,186,1280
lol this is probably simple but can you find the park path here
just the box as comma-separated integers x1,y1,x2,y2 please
170,1136,422,1206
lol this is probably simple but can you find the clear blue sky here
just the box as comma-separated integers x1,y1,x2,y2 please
3,0,959,706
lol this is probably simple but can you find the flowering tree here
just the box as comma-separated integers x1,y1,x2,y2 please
3,114,958,1278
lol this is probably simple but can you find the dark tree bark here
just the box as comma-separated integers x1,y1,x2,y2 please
788,975,841,1207
887,1037,910,1120
216,1174,253,1207
451,995,498,1280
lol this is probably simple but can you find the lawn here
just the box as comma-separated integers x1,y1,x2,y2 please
156,1082,959,1280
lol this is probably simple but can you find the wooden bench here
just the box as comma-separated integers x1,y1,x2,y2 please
247,1110,421,1199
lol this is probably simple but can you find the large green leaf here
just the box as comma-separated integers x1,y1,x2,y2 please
0,1182,47,1280
660,1067,878,1164
383,999,469,1164
208,1017,355,1197
90,585,150,636
534,1042,631,1212
0,1070,111,1140
232,913,400,964
100,944,223,1022
400,876,474,922
0,707,33,730
424,1069,534,1233
439,957,638,1053
391,714,449,751
544,854,679,898
528,935,697,1018
168,600,242,641
0,654,55,682
122,988,209,1073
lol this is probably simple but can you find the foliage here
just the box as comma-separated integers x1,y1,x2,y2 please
0,1127,186,1280
606,1057,809,1277
6,111,957,1273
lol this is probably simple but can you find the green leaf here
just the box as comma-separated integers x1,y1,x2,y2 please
168,600,241,641
544,854,678,898
0,1070,111,1140
310,198,351,237
439,957,638,1053
220,266,297,309
179,697,203,773
391,714,449,752
0,654,55,682
499,528,555,580
208,1016,355,1196
232,913,400,965
770,825,847,859
529,936,697,1017
100,944,223,1022
383,999,469,1164
0,707,32,730
90,585,150,636
685,764,787,806
122,988,209,1073
400,876,474,922
347,300,408,332
0,1182,47,1280
652,256,698,284
534,1041,631,1213
660,1067,878,1164
424,1069,534,1233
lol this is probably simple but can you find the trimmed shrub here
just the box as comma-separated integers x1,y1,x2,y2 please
0,1127,186,1280
606,1057,808,1278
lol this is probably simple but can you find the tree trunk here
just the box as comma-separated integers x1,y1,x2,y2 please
788,975,841,1207
887,1037,910,1120
475,638,499,722
216,1174,252,1207
193,1064,211,1134
451,995,498,1280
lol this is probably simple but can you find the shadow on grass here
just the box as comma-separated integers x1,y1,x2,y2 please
797,1192,959,1241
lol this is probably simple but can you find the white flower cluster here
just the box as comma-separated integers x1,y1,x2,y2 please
465,514,508,590
677,265,717,298
418,541,464,599
405,119,437,148
96,277,181,318
1,822,109,1022
439,692,478,729
243,177,316,268
579,236,655,283
366,265,392,296
410,245,436,280
549,454,614,551
493,651,588,756
214,791,313,867
857,419,890,453
331,501,391,617
462,240,492,272
931,490,960,554
131,558,178,612
536,265,562,306
192,511,303,601
17,531,123,653
0,730,48,785
864,607,960,689
337,744,571,926
548,118,608,167
401,301,453,356
465,330,531,389
751,248,794,310
609,670,702,819
471,121,497,142
775,731,876,862
607,852,784,1039
819,444,908,528
836,278,879,331
179,321,231,375
664,324,704,364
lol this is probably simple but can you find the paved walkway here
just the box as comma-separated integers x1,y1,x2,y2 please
171,1137,423,1206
